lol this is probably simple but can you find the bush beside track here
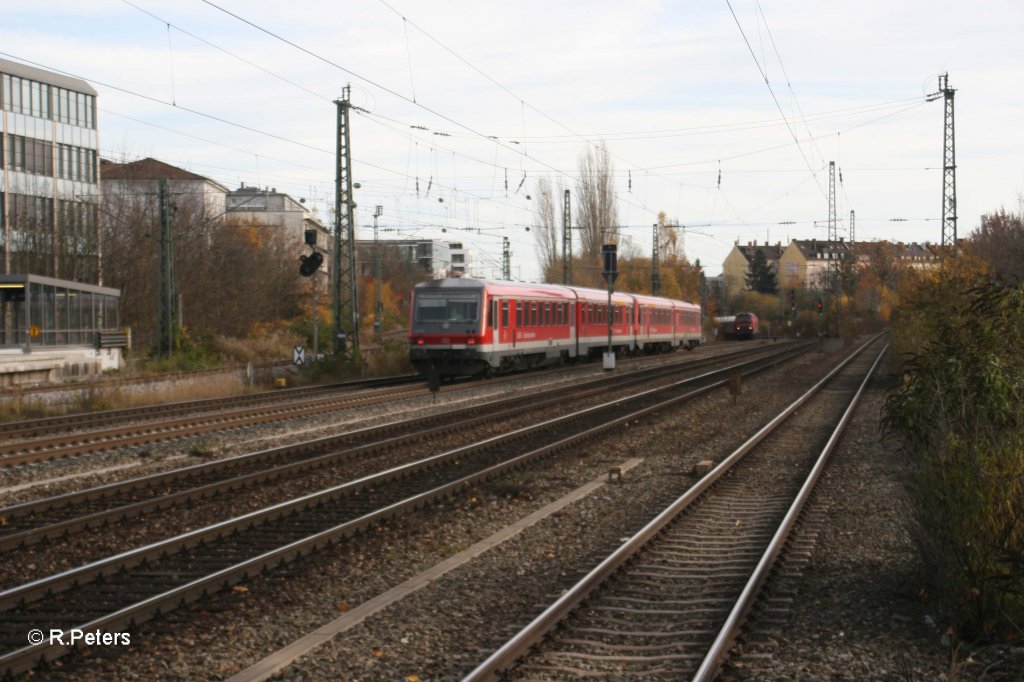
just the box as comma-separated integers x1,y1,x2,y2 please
883,261,1024,644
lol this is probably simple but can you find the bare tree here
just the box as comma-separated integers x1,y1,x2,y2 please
576,142,619,262
531,178,563,282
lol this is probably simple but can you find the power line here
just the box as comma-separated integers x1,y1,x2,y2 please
723,0,827,199
121,0,329,104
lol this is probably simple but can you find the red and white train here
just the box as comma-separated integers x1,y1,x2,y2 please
409,278,703,378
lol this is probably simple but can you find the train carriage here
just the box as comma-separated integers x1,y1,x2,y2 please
670,297,703,350
410,278,703,378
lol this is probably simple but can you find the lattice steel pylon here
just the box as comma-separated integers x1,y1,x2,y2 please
502,236,511,280
939,73,957,255
156,178,176,358
827,161,838,292
827,161,840,337
651,222,660,295
562,189,572,285
333,86,359,361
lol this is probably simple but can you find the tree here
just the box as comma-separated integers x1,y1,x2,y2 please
531,178,563,282
966,204,1024,284
744,248,778,294
576,142,619,263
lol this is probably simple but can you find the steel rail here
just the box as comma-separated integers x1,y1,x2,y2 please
461,332,886,682
691,343,888,681
0,342,808,676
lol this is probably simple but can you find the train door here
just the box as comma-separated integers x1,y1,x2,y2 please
500,299,510,346
488,297,497,346
512,299,520,348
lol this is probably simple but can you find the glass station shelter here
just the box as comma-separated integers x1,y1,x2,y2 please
0,273,119,348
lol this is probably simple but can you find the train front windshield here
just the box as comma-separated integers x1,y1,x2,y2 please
413,293,481,329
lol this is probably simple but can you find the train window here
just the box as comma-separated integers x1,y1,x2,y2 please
501,301,509,328
490,300,497,329
516,301,522,327
530,302,538,327
414,295,479,323
544,303,551,326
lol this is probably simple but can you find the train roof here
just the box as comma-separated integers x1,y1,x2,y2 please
413,278,577,300
413,277,699,309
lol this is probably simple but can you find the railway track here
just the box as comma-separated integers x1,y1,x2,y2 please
0,344,776,469
464,334,887,681
0,376,431,467
0,342,805,558
0,343,797,553
0,342,810,677
0,374,420,442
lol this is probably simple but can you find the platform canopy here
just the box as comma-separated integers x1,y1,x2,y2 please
0,274,119,347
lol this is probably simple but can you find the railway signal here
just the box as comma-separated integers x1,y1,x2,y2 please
816,299,823,316
299,251,323,277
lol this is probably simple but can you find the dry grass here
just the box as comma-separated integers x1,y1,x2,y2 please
0,374,256,422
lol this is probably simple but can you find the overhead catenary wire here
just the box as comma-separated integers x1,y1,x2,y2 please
724,0,827,200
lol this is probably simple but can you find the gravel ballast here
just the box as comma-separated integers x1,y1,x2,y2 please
16,343,1009,681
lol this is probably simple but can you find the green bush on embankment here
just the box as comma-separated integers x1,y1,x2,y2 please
883,265,1024,644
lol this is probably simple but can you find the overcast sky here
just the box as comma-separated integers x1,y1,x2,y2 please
5,0,1023,280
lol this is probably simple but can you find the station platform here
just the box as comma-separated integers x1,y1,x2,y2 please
1,273,125,387
0,345,123,387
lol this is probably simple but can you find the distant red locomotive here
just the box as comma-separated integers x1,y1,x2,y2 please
716,312,759,340
409,278,702,377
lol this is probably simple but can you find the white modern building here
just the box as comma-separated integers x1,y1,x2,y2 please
1,56,101,284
